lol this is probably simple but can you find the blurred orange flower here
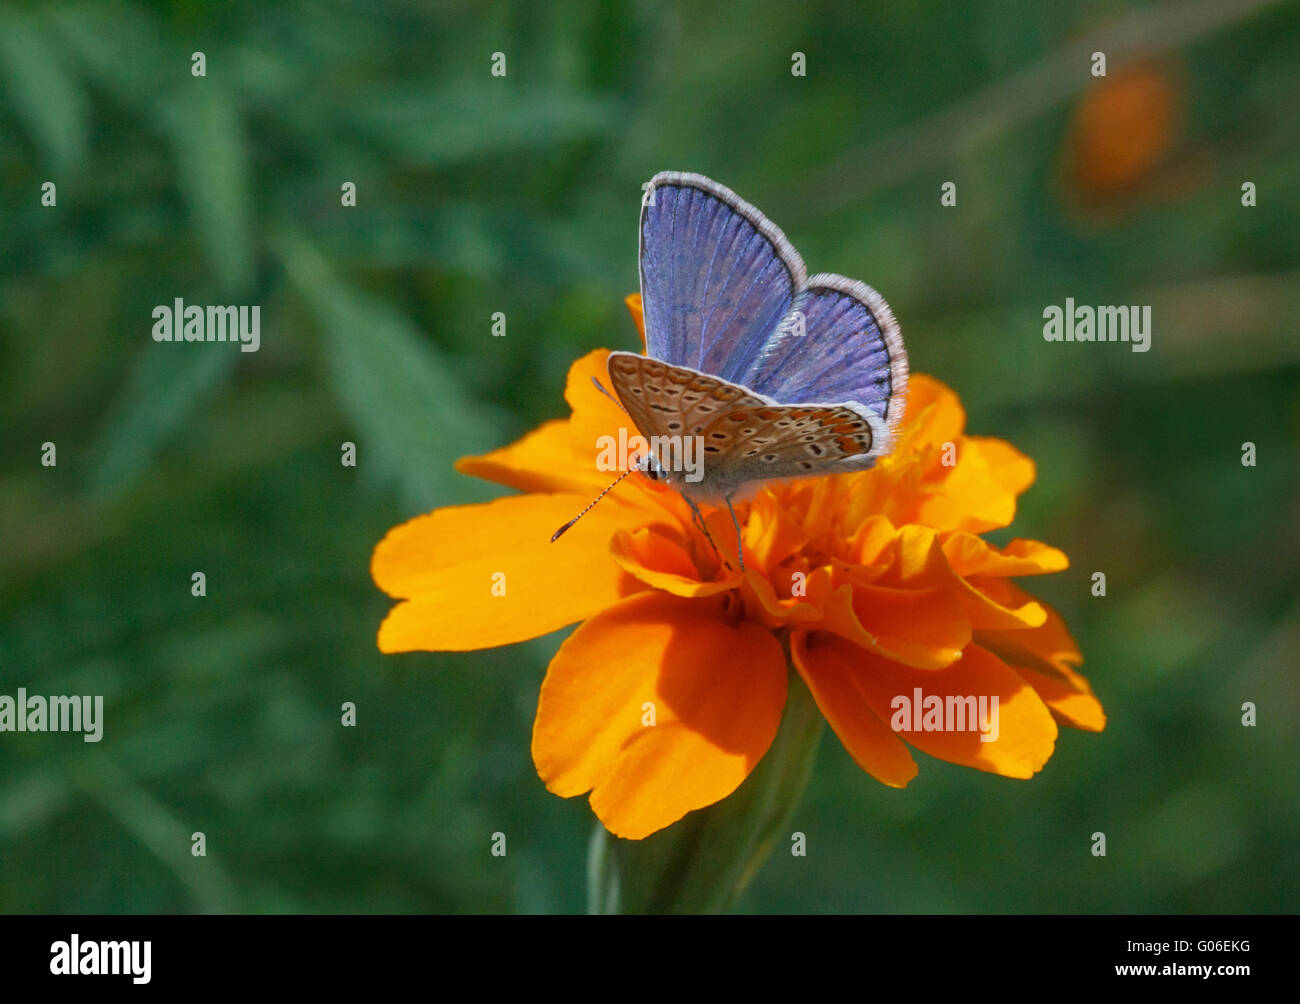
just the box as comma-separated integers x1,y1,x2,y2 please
1066,62,1180,198
371,296,1105,839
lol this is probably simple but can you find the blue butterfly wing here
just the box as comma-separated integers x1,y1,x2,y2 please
638,172,805,382
737,273,908,432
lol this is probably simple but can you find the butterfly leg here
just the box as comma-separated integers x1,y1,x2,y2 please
725,495,746,573
683,494,727,569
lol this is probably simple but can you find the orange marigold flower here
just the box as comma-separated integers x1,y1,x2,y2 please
371,295,1105,840
1065,62,1181,198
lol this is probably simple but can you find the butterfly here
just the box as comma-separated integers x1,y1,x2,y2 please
554,171,908,570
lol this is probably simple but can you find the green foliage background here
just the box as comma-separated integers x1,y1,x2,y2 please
1,0,1297,913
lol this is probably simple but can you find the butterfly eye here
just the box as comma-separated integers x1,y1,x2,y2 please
635,452,663,480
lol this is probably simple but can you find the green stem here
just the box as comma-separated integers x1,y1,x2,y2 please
588,661,824,914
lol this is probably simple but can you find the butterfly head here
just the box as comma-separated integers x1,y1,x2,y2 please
633,448,672,485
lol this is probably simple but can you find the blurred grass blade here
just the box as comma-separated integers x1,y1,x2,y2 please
322,203,507,276
159,86,255,294
348,85,618,165
88,344,239,498
585,821,620,915
0,8,89,172
72,757,237,913
44,3,167,107
276,232,501,511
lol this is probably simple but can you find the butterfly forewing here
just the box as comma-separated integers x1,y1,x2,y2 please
607,352,766,442
639,172,805,381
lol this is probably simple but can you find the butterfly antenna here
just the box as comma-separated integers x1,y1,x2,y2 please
550,469,634,542
591,376,629,415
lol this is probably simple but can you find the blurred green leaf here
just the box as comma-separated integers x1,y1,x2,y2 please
73,756,238,913
43,3,169,107
0,9,89,172
87,344,239,498
159,86,255,293
347,85,620,165
276,232,502,510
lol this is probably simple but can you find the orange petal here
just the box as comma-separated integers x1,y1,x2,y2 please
1013,666,1107,732
958,581,1047,631
564,348,634,449
850,581,971,668
942,532,1069,578
457,349,665,512
837,527,973,668
791,632,918,787
742,490,812,575
845,514,899,572
893,375,966,454
372,493,641,652
741,566,823,628
974,582,1086,682
875,525,1045,632
801,635,1059,779
610,526,741,597
974,585,1105,732
625,293,646,350
455,418,607,496
807,563,969,670
914,437,1033,534
532,591,788,839
968,435,1036,497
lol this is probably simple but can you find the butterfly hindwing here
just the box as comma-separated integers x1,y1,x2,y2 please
697,402,881,483
740,273,908,434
